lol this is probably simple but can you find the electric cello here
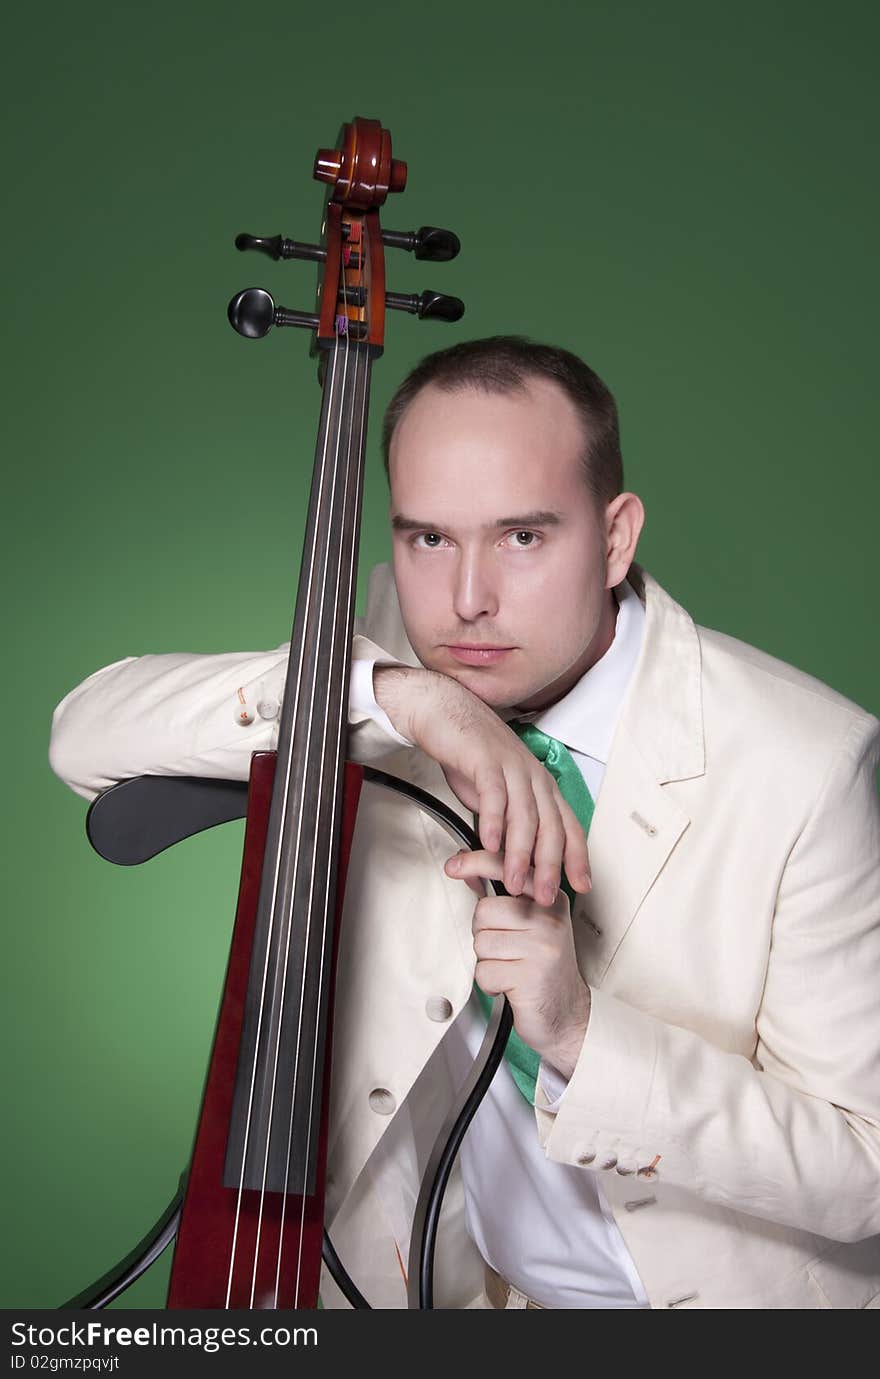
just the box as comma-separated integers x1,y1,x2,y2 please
64,116,514,1311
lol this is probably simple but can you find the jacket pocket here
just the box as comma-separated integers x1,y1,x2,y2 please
807,1236,880,1308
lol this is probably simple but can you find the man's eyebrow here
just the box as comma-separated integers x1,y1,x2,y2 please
391,510,564,532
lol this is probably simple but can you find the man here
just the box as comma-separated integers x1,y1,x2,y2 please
49,337,880,1309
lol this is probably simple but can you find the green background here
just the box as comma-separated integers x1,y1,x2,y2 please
4,0,877,1309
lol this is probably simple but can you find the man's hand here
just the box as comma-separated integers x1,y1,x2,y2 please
445,848,591,1079
374,664,591,905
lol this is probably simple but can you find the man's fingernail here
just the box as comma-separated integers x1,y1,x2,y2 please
511,871,524,893
447,855,461,872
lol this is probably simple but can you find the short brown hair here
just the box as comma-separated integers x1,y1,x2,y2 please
381,335,624,511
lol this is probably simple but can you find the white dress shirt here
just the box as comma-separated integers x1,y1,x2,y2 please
350,577,649,1308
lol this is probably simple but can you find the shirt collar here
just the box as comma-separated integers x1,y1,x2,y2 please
507,577,646,765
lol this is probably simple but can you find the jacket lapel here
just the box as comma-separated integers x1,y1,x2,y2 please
573,734,691,983
575,569,705,981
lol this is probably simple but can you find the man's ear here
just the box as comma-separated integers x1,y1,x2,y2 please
605,491,645,588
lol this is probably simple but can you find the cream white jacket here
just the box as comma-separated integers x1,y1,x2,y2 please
49,564,880,1309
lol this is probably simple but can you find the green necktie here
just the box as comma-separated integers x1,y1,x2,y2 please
473,721,595,1104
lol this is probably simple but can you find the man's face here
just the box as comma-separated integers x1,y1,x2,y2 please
388,377,618,712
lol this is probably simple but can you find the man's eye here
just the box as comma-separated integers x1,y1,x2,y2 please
505,530,539,547
414,532,445,549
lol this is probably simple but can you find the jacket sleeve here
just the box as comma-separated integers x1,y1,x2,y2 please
48,631,413,803
535,711,880,1244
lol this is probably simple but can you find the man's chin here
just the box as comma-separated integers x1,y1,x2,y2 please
435,663,535,711
416,648,545,707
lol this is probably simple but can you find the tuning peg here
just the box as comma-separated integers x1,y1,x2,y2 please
227,288,319,338
385,290,465,322
381,226,460,262
235,232,327,264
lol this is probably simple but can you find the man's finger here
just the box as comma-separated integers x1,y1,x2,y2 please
473,767,507,853
446,847,500,873
444,848,501,897
445,849,537,901
558,796,592,893
472,895,540,932
530,776,566,905
499,768,539,895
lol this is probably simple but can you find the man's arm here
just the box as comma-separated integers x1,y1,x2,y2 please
48,640,590,904
47,632,423,803
48,646,287,801
533,711,880,1244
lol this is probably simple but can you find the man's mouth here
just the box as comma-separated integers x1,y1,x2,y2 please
446,644,515,665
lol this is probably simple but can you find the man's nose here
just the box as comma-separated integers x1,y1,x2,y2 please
452,550,499,622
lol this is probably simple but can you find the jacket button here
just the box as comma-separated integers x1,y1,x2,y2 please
368,1087,396,1115
234,687,255,725
257,697,280,720
599,1156,618,1170
577,1151,596,1165
425,997,453,1022
616,1163,637,1175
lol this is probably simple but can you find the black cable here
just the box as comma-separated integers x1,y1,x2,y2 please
417,995,513,1308
362,768,514,1309
59,1183,184,1309
321,1229,372,1308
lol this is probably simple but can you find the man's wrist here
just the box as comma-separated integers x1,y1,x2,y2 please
543,989,591,1081
373,663,447,744
349,660,414,746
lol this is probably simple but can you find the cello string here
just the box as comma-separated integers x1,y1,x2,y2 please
287,234,364,1308
224,322,345,1308
286,291,369,1309
255,313,353,1306
250,316,348,1306
256,303,354,1309
266,224,363,1307
227,329,342,1304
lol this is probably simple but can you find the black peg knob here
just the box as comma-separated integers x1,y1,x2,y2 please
413,226,460,262
385,290,465,322
235,233,284,260
381,226,461,262
418,290,465,321
227,288,319,338
235,232,327,264
228,287,275,337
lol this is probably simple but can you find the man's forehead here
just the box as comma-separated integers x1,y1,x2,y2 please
389,383,585,472
387,378,591,521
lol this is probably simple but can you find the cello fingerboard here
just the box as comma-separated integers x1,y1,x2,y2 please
225,338,372,1197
